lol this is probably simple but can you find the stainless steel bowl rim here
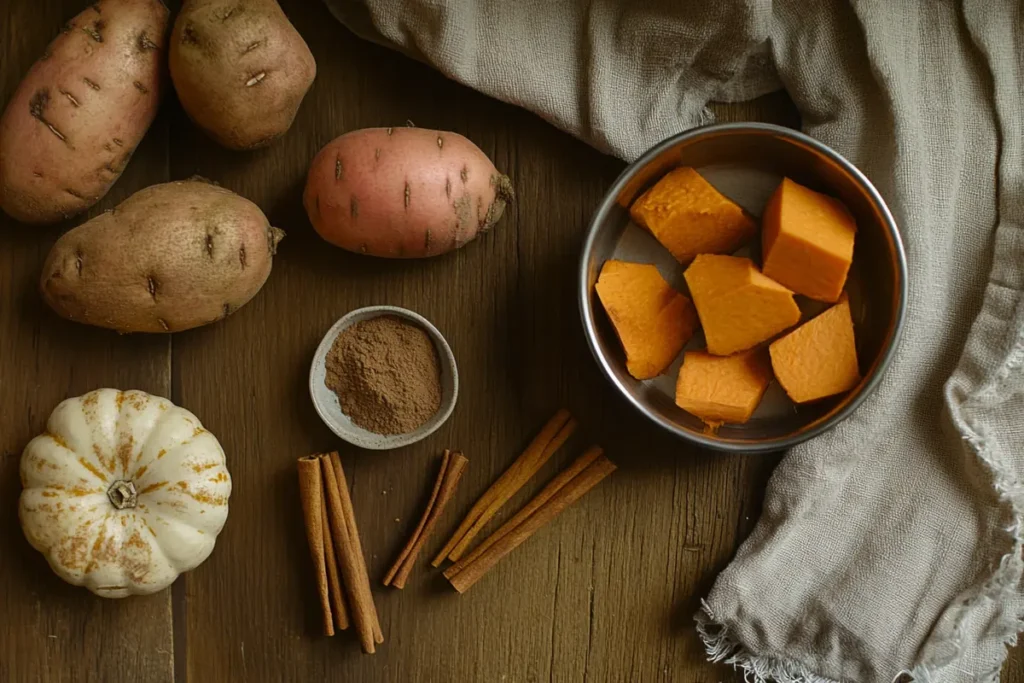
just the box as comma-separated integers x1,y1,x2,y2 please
578,122,908,454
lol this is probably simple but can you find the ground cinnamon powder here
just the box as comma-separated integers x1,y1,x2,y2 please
325,315,442,435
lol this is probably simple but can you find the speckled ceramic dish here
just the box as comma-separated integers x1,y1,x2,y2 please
309,306,458,450
579,123,907,453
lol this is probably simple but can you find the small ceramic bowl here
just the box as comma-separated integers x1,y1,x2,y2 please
579,123,907,453
309,306,459,450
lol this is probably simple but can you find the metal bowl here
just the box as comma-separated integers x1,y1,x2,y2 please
579,123,907,453
309,306,459,450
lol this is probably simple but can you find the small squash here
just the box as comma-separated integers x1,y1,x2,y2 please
19,389,231,598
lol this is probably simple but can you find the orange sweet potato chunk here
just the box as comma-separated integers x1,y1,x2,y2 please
683,254,801,356
769,295,861,403
630,167,757,264
595,260,698,380
762,178,857,303
675,349,773,425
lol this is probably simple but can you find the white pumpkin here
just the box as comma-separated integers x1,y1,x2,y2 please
19,389,231,598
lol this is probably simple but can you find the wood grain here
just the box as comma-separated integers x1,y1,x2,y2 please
0,1,1020,682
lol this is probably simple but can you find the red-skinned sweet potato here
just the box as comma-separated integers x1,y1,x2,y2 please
303,127,514,258
0,0,168,224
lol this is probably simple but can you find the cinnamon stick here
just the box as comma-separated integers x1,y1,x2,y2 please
444,446,602,580
446,414,576,562
384,451,451,587
320,487,349,631
433,410,575,565
320,453,380,652
297,457,334,636
385,450,468,589
446,448,615,593
328,452,384,645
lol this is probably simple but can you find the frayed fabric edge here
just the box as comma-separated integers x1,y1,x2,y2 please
693,330,1024,683
915,327,1024,680
695,601,840,683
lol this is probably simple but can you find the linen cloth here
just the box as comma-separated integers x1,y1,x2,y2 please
323,1,1024,681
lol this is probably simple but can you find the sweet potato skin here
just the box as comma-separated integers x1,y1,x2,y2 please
40,179,285,333
169,0,316,150
303,127,514,258
0,0,168,224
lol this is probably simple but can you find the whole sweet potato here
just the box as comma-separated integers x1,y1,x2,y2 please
40,179,285,333
0,0,168,224
303,127,514,258
169,0,316,150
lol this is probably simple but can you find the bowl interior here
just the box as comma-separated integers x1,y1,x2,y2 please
309,306,459,450
581,125,905,452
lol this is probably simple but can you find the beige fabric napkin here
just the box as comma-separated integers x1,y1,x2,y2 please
323,1,1024,681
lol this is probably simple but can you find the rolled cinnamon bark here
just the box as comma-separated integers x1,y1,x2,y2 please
444,446,601,580
327,452,384,645
447,450,615,593
433,410,576,565
387,451,468,589
321,454,380,652
320,487,349,631
384,451,451,587
297,456,334,636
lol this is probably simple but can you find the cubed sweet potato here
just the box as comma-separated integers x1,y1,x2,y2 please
762,178,857,303
769,295,861,403
595,260,698,380
683,254,801,356
630,167,756,264
675,349,773,425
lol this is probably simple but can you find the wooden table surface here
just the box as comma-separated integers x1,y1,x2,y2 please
1,1,1020,682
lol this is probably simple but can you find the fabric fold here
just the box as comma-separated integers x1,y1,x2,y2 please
324,0,779,160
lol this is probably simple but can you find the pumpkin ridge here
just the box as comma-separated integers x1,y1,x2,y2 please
91,443,117,477
140,516,158,539
111,390,143,478
129,406,195,477
140,508,219,573
138,428,226,481
138,481,169,494
136,525,176,581
44,484,102,497
82,512,113,575
19,490,106,553
54,513,103,578
116,434,136,476
20,434,109,491
45,431,71,450
121,526,156,585
173,481,228,507
78,389,122,476
77,456,108,485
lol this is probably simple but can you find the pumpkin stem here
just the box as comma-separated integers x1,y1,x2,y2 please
107,480,138,510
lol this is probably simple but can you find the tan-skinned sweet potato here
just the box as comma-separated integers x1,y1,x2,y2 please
40,179,285,333
169,0,316,150
303,127,514,258
0,0,168,224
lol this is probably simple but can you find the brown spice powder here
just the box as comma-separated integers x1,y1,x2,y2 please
325,315,442,435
